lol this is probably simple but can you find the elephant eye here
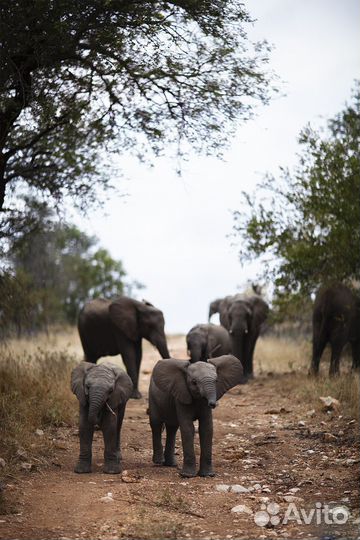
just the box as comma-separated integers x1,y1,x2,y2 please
191,379,197,385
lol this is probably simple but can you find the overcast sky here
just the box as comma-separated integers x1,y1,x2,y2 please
75,0,360,333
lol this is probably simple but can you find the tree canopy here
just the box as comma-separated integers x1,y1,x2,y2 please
0,0,274,221
0,198,142,335
232,83,360,313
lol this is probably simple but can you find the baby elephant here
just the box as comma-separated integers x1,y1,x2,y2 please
149,355,243,477
71,361,133,474
186,323,231,363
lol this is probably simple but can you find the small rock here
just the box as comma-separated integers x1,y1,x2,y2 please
338,430,344,436
348,419,355,425
323,432,337,442
35,429,44,437
121,470,141,483
100,492,114,503
216,484,231,492
0,458,6,468
20,462,34,471
231,504,253,515
253,483,262,491
288,487,300,494
262,488,271,493
306,409,315,417
298,420,306,427
345,458,359,466
307,449,315,454
319,396,340,412
231,485,249,493
283,495,304,503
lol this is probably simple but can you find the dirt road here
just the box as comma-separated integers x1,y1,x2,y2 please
1,337,359,539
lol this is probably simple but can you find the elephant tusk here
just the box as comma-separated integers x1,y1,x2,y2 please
106,402,117,417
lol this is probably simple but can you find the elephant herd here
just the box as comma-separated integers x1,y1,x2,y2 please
72,282,359,477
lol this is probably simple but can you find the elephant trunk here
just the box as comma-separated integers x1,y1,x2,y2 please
88,388,107,425
201,378,217,409
230,333,245,363
188,342,206,363
155,335,170,359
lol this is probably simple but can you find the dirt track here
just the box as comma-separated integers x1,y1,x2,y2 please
1,337,359,540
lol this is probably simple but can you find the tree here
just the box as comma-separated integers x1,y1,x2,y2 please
232,84,360,314
0,1,274,221
0,198,142,333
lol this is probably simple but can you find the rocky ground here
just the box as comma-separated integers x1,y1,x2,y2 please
0,336,359,539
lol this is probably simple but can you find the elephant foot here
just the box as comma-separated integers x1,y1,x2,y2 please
103,461,121,474
164,457,177,467
152,455,164,466
74,460,92,474
179,467,197,478
131,389,142,399
198,469,215,477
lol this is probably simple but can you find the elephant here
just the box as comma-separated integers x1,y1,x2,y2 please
208,299,223,321
71,361,133,474
78,296,170,398
208,295,233,323
149,355,243,478
219,294,269,378
186,323,232,363
310,283,360,376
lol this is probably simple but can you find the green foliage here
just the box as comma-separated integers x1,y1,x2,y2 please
0,0,275,220
0,198,142,334
233,83,360,313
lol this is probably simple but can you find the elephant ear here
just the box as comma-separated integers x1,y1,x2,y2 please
109,298,139,341
248,297,269,328
208,355,243,400
152,359,192,404
107,364,133,408
71,362,96,406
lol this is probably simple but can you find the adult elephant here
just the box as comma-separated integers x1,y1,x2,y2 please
186,323,231,363
310,283,360,376
78,296,170,398
220,295,269,379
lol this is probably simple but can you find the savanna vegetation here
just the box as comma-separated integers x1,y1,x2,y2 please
0,198,143,337
0,2,358,536
233,84,360,320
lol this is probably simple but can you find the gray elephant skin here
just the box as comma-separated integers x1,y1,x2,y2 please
78,296,170,398
311,283,360,376
212,294,269,379
186,323,231,363
71,361,133,474
149,355,243,478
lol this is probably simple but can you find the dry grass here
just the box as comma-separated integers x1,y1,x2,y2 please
0,347,78,498
255,336,359,420
255,335,311,373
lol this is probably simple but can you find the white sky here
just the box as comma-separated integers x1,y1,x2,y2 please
75,0,360,333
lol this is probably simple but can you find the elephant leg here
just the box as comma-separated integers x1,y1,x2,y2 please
151,421,164,465
102,410,121,474
135,340,143,391
198,411,214,477
351,341,360,371
329,340,343,376
244,333,258,378
120,342,142,399
164,424,178,467
310,336,327,375
115,404,126,461
75,406,94,473
178,410,196,477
